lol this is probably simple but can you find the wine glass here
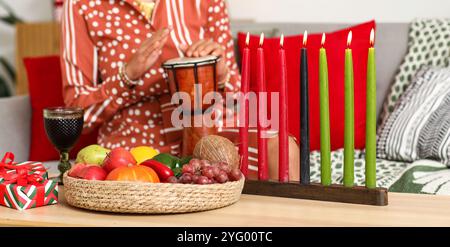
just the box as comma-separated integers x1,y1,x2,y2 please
43,107,84,182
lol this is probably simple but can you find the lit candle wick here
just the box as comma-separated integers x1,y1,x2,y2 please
347,31,353,47
259,32,265,47
321,33,326,47
245,32,250,46
280,34,284,48
303,30,308,47
370,28,375,47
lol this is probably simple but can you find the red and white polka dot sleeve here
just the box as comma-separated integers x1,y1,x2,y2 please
61,0,131,133
205,0,241,94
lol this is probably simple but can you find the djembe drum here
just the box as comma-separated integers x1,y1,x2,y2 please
162,55,220,156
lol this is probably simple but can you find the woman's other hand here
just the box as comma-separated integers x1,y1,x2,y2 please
179,39,229,84
125,27,172,80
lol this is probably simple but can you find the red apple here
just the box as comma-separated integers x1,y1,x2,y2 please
80,166,107,181
68,163,87,178
103,147,137,173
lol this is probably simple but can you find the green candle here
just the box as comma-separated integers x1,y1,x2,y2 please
319,34,331,186
366,29,377,189
344,31,354,187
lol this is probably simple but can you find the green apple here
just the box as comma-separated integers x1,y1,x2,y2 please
75,145,110,166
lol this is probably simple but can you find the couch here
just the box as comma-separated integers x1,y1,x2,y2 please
0,22,409,177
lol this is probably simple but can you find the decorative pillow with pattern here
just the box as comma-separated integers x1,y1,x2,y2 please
379,19,450,124
378,67,450,166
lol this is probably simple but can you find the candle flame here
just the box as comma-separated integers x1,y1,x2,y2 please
259,32,265,46
303,30,308,46
370,28,375,47
280,34,284,48
347,31,352,47
321,33,326,46
245,32,250,46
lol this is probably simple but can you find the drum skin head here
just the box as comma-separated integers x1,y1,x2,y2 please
162,55,219,68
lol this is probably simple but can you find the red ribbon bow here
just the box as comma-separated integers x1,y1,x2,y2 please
0,152,46,186
3,168,45,186
0,152,16,174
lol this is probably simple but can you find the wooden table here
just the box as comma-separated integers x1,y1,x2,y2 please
1,187,450,226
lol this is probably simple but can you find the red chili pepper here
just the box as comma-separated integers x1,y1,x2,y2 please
140,159,174,182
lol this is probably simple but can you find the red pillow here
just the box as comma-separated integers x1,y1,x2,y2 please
24,56,98,161
238,20,375,151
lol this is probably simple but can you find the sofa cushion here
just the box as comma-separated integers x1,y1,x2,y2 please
237,20,375,151
24,56,98,162
379,19,450,124
0,95,31,161
378,67,450,166
232,22,411,119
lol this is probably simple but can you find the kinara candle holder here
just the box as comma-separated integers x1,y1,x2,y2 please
242,181,388,206
239,29,387,207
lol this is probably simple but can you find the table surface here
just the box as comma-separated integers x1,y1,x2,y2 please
1,188,450,227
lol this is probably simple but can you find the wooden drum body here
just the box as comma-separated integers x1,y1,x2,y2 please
162,55,219,112
162,55,220,155
181,113,219,156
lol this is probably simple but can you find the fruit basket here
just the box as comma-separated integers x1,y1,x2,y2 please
63,172,245,214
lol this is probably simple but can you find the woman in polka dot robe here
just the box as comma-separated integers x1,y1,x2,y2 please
61,0,299,180
61,0,240,156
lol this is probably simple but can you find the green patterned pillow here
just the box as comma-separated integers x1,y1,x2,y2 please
379,19,450,123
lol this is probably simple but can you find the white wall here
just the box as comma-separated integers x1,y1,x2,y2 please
228,0,450,23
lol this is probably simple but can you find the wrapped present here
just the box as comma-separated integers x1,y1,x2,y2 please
0,152,58,210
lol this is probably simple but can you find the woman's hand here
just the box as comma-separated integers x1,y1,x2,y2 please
180,39,229,83
125,27,171,80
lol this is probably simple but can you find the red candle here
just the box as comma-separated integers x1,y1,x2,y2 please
278,34,289,183
257,33,269,181
239,32,250,178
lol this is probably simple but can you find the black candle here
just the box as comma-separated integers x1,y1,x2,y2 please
300,31,310,184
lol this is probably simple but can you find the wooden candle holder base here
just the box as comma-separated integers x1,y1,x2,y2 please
243,180,388,206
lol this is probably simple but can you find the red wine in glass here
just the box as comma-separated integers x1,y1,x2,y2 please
43,107,84,182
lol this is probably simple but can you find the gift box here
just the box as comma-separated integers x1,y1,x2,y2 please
0,152,58,210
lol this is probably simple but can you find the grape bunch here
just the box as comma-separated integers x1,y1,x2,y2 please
167,158,242,185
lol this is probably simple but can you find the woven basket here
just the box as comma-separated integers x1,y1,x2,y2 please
63,172,245,214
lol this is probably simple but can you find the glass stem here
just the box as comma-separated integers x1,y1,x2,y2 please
58,151,71,183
